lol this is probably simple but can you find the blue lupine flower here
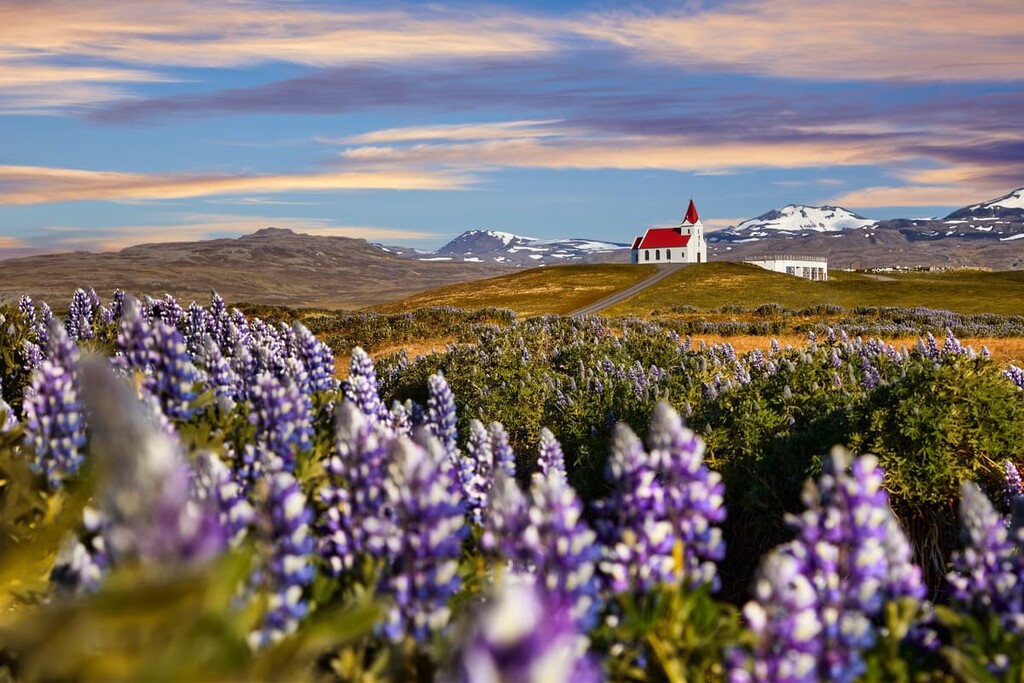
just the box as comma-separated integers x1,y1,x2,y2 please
380,436,466,641
646,402,727,590
425,371,459,455
193,451,255,548
489,421,516,478
481,469,530,568
948,482,1024,636
249,471,315,648
537,427,567,478
23,321,86,488
461,419,493,525
732,450,925,683
1003,460,1024,508
295,323,338,394
442,573,600,683
319,402,396,575
66,288,95,341
1004,364,1024,391
248,371,313,474
595,424,676,594
145,320,200,420
523,468,601,630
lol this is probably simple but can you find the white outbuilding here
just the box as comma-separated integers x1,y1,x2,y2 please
744,255,828,281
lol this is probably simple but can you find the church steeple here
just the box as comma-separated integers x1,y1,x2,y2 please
683,198,700,225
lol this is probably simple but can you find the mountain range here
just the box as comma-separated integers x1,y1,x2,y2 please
1,187,1022,309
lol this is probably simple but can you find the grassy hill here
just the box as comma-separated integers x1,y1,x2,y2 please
372,264,657,317
377,262,1024,317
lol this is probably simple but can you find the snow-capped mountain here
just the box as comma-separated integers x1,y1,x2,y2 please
729,205,876,236
424,229,629,265
944,187,1024,220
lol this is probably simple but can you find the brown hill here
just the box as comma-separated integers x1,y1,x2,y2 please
0,228,512,309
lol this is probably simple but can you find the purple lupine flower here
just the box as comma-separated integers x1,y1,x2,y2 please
66,288,94,341
22,340,43,373
380,436,466,642
18,295,36,329
193,451,255,548
294,323,338,393
144,319,200,420
461,419,493,526
425,371,459,454
948,482,1024,636
537,427,567,478
441,574,600,683
730,546,821,683
732,450,925,683
248,371,313,474
523,469,601,630
481,469,530,566
23,321,86,488
1004,365,1024,391
489,421,516,478
200,336,241,408
594,424,676,594
1002,460,1024,508
645,402,726,590
249,471,315,648
182,302,211,356
78,358,225,567
34,302,53,351
318,402,395,575
345,356,385,422
943,328,971,357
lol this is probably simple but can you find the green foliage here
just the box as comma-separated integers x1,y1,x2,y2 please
596,585,741,683
848,354,1024,584
934,606,1024,682
0,305,34,413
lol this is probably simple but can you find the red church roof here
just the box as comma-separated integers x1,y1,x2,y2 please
684,199,700,225
635,227,691,249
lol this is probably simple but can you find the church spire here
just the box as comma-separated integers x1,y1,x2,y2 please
684,198,700,225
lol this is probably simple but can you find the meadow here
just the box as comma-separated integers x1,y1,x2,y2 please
0,283,1022,681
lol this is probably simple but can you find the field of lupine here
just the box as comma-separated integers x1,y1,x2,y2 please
1,289,1023,681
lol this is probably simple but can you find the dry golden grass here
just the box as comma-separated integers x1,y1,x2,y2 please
335,337,459,378
372,265,656,316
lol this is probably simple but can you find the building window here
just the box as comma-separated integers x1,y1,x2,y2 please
655,250,660,260
786,266,796,275
666,250,671,260
644,250,650,261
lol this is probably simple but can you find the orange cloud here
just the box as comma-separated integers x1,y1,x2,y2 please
0,165,475,205
578,0,1024,82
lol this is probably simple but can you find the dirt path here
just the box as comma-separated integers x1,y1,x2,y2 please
569,264,688,317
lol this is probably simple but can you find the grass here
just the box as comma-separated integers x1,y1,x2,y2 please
376,262,1024,317
371,264,657,317
605,263,1024,316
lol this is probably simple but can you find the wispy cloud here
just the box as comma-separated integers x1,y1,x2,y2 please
580,0,1024,82
0,165,474,205
330,119,566,145
0,1,554,112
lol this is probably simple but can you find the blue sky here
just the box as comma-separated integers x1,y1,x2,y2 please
1,0,1022,257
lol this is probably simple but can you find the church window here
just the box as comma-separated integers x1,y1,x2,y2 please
655,250,660,260
644,250,650,261
666,250,671,259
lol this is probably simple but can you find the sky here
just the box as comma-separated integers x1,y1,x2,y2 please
1,0,1022,257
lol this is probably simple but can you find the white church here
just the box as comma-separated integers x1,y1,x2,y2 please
630,199,708,264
